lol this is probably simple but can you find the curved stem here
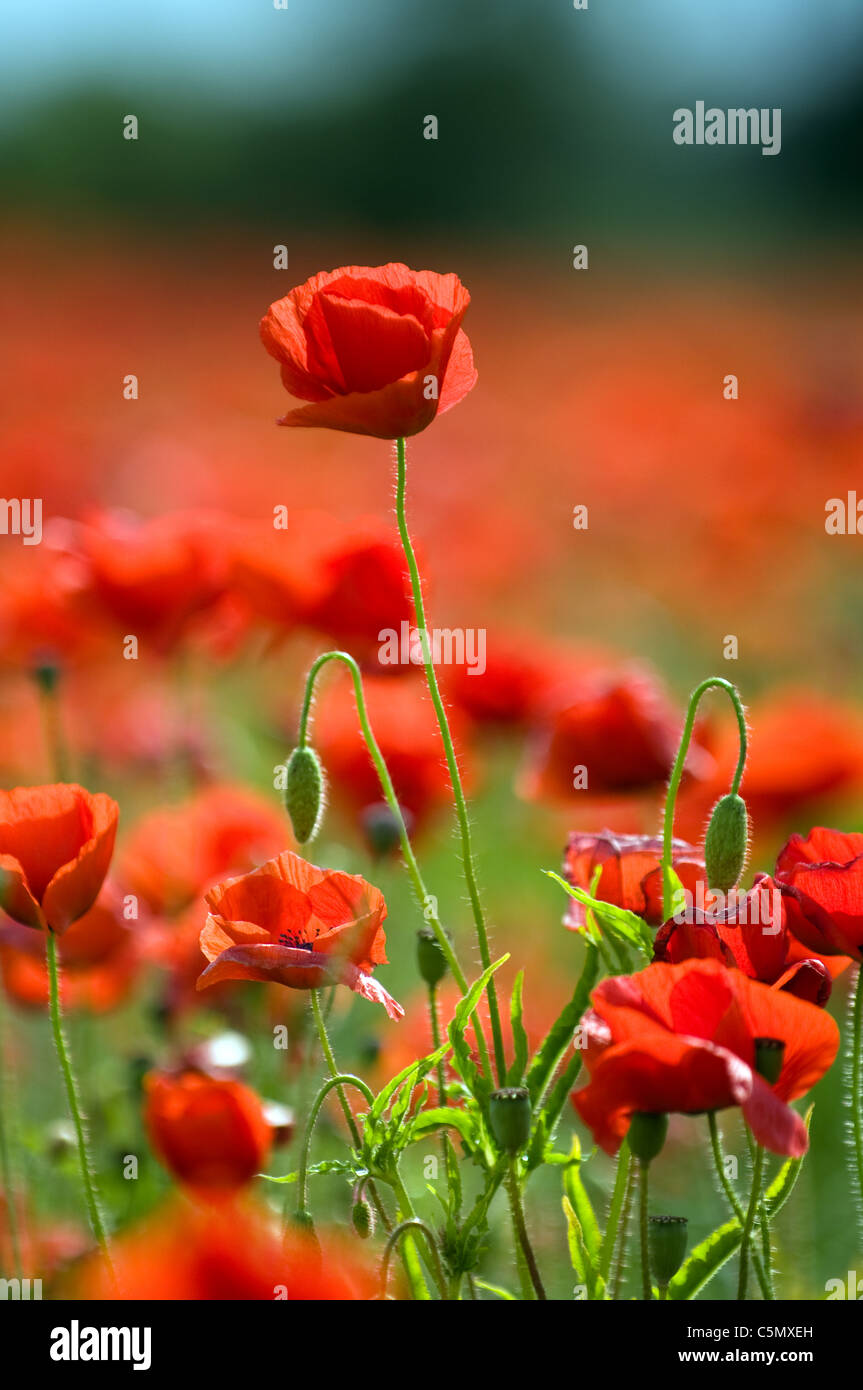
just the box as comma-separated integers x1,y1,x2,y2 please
737,1141,765,1300
45,933,113,1278
639,1159,652,1300
381,1217,448,1300
506,1159,546,1300
707,1112,771,1299
661,677,748,919
395,437,506,1084
296,1071,372,1221
849,965,863,1230
297,649,492,1081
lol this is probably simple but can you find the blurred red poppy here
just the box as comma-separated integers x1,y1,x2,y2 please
122,784,289,917
64,1197,379,1300
0,784,118,934
143,1070,273,1194
522,667,710,802
260,263,476,438
563,830,706,930
653,873,846,1005
197,850,403,1019
0,883,139,1012
79,509,228,654
313,671,468,837
572,957,838,1157
775,826,863,962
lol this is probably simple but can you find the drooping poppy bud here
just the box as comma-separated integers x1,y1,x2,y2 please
351,1198,373,1239
284,746,325,843
416,927,448,988
627,1111,669,1164
489,1087,531,1155
648,1215,688,1288
704,793,749,893
754,1036,786,1085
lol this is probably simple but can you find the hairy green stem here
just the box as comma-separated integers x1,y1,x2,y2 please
395,437,506,1084
661,677,748,919
381,1216,448,1300
737,1141,765,1300
600,1139,631,1283
295,1071,373,1222
611,1159,636,1299
851,965,863,1228
0,993,23,1279
506,1159,546,1300
707,1112,771,1299
639,1159,652,1300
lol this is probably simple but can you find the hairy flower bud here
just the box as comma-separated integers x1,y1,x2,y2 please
489,1087,531,1155
704,792,749,893
351,1198,373,1239
648,1215,688,1287
416,927,449,988
285,746,325,843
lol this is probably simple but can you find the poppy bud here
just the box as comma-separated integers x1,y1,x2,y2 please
488,1087,531,1155
285,746,325,843
754,1036,785,1085
648,1215,688,1287
704,793,749,893
360,801,410,858
416,927,448,988
627,1111,668,1164
351,1198,373,1239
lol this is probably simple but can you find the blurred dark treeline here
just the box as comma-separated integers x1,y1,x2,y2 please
1,4,861,251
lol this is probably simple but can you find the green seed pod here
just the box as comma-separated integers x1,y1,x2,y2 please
488,1087,531,1155
360,801,410,858
416,927,449,988
627,1111,669,1164
704,792,749,893
754,1036,785,1085
351,1199,373,1239
285,745,325,843
648,1215,688,1287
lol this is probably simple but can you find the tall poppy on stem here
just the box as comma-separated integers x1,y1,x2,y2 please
0,784,119,1270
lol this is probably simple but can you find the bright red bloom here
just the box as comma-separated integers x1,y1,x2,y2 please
313,672,468,835
197,850,403,1019
775,826,863,962
572,958,838,1157
653,874,845,1005
64,1197,379,1300
0,884,139,1012
260,263,476,438
143,1070,273,1194
563,830,706,930
122,784,289,917
0,784,119,934
522,667,710,802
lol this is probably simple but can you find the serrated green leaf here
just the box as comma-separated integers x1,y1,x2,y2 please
526,943,599,1109
474,1279,517,1300
448,955,510,1101
563,1139,601,1264
507,970,529,1086
409,1106,479,1146
563,1196,606,1300
544,871,654,960
258,1158,356,1184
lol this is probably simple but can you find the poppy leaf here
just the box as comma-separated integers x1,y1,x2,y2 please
544,871,654,960
258,1158,357,1184
507,970,529,1086
448,954,510,1102
667,1217,742,1300
562,1196,606,1300
563,1136,602,1265
526,942,599,1110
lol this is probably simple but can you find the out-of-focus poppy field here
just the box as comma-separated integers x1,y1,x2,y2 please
2,0,863,1306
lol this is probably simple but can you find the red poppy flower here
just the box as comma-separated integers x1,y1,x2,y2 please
143,1070,273,1194
64,1197,379,1300
775,826,863,962
563,830,706,930
0,784,119,934
572,958,838,1157
79,509,228,653
122,784,289,918
522,666,711,802
653,874,844,1005
0,884,139,1012
260,263,477,438
313,671,468,836
197,850,403,1019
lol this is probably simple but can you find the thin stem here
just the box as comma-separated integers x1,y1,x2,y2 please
387,1169,435,1301
737,1142,765,1300
428,984,447,1106
0,992,23,1279
295,1071,373,1222
706,1112,771,1299
297,649,492,1081
661,677,748,919
506,1159,546,1300
611,1160,636,1299
851,965,863,1229
381,1217,448,1300
600,1139,631,1282
395,437,506,1084
639,1159,652,1300
45,933,113,1277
